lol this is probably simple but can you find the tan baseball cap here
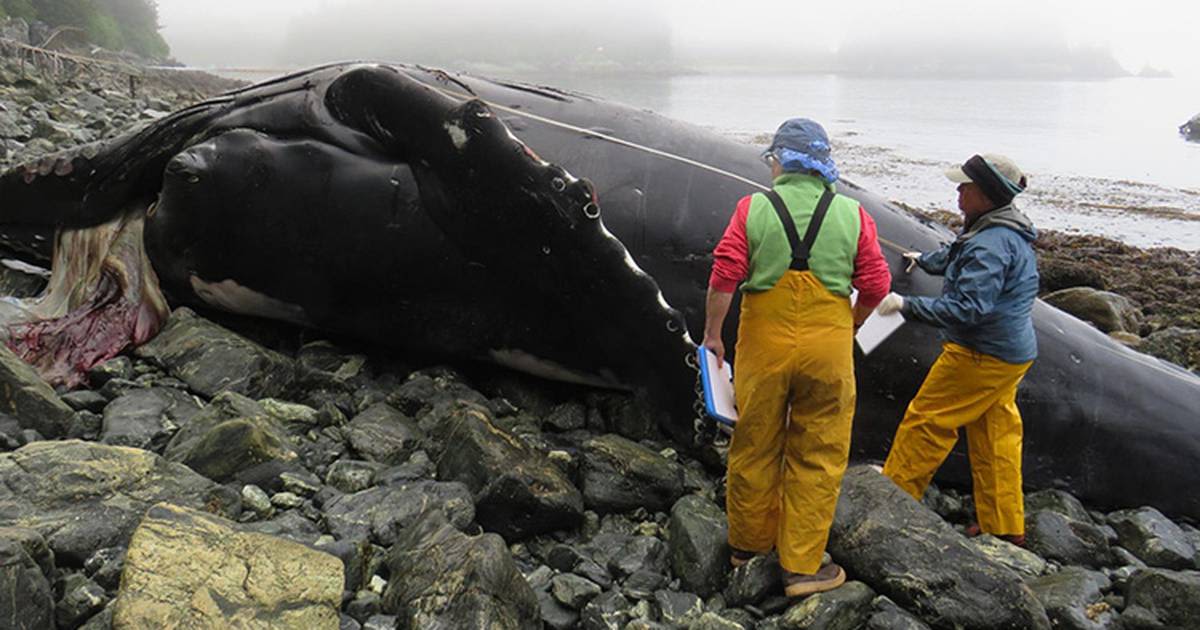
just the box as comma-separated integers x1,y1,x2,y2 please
945,153,1026,189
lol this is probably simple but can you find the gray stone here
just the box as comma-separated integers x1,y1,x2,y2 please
865,595,932,630
326,459,382,494
55,578,108,628
607,535,667,578
344,403,422,465
778,580,875,630
133,308,297,399
0,441,235,564
269,491,304,509
386,372,488,417
60,390,108,413
0,537,54,630
0,344,75,438
1043,287,1143,334
724,551,782,607
620,569,667,600
689,611,748,630
346,590,382,623
537,589,579,630
1140,327,1200,373
653,589,703,626
829,467,1050,630
667,494,728,598
322,480,474,546
422,400,583,540
383,509,539,629
544,402,587,432
579,590,630,630
579,434,685,514
1120,568,1200,629
1027,567,1117,630
100,387,200,451
0,527,54,578
83,546,125,591
163,392,299,483
1026,510,1112,568
87,356,134,389
240,484,272,516
968,534,1051,578
111,503,343,628
1026,489,1094,524
1108,507,1197,569
551,573,603,609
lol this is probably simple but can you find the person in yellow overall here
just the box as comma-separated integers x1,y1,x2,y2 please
702,118,891,596
875,154,1038,546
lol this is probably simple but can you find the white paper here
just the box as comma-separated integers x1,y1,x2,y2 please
852,289,906,355
699,347,738,424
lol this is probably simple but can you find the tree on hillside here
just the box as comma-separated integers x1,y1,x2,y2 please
8,0,169,59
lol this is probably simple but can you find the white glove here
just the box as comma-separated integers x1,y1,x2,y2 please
876,292,905,316
901,251,922,273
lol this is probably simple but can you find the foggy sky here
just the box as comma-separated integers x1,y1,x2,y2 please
154,0,1200,77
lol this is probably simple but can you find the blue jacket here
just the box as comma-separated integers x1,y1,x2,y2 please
903,205,1039,364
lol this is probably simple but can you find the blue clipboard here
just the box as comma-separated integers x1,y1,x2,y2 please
697,346,738,427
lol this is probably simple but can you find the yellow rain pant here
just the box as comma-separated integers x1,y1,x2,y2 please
882,341,1033,535
727,270,855,575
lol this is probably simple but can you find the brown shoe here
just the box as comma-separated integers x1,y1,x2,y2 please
965,523,1025,547
730,547,757,568
783,562,846,597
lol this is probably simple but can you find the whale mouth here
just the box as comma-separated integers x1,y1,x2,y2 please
0,208,169,388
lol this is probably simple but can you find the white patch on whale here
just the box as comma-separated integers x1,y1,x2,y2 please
489,349,624,389
189,276,310,326
444,121,469,150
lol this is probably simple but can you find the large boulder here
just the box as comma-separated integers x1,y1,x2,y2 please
1042,287,1143,334
1107,506,1197,569
1038,259,1106,293
1140,327,1200,373
163,392,298,482
322,480,474,546
0,535,54,630
578,434,685,513
779,580,875,630
829,467,1050,630
343,403,423,465
0,344,76,438
112,503,342,629
0,441,236,563
667,494,728,598
383,509,539,629
1026,567,1116,630
1120,568,1200,629
421,400,582,539
133,308,297,399
100,387,202,451
1025,510,1112,568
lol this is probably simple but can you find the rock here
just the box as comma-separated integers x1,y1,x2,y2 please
87,356,134,389
1140,327,1200,373
0,441,235,563
133,308,297,399
578,590,630,630
579,434,685,514
1039,259,1107,293
422,400,583,539
690,612,748,630
163,392,298,482
382,508,539,629
544,402,587,432
0,344,76,438
829,467,1050,630
0,537,54,630
551,573,603,609
80,605,114,629
724,551,782,607
537,589,579,630
1026,510,1112,568
1120,568,1200,629
778,580,875,630
386,372,488,417
654,590,703,626
667,494,728,598
112,503,342,628
60,390,109,413
84,547,126,591
100,387,201,451
259,398,321,435
968,534,1050,578
1027,567,1115,630
1107,506,1197,569
343,403,423,465
1181,113,1200,142
0,527,54,578
1043,287,1143,334
1026,488,1094,524
346,591,382,623
325,460,383,494
56,577,108,628
865,595,932,630
322,480,474,546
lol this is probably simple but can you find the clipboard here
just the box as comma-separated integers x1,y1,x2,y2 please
697,346,737,427
851,289,905,355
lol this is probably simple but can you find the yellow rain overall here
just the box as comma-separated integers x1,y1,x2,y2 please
726,186,857,575
882,341,1032,535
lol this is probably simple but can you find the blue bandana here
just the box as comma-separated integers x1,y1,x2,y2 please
763,118,839,184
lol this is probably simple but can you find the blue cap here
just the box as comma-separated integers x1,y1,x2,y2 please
764,118,839,184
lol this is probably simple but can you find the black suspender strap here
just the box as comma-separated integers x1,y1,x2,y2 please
763,188,836,271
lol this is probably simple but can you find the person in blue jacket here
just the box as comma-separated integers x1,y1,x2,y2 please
875,153,1038,546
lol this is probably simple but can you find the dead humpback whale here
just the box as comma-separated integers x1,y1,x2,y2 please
1,63,1198,520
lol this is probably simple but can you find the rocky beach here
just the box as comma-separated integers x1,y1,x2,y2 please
2,21,1200,630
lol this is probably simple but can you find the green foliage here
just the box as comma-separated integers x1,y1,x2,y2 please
12,0,169,59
